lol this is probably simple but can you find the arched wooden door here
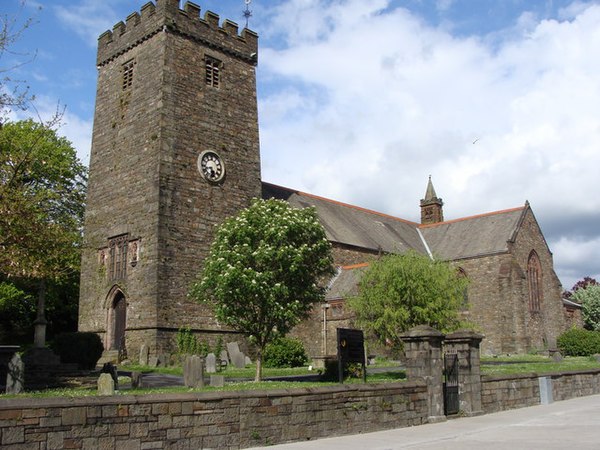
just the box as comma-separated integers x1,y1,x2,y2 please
112,293,127,352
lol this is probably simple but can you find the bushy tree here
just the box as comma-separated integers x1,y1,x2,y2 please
348,251,469,351
0,119,86,345
573,284,600,331
563,276,598,299
191,198,333,381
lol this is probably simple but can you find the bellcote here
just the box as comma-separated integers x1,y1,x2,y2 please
420,176,444,225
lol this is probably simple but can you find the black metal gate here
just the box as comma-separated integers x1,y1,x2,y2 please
443,351,459,415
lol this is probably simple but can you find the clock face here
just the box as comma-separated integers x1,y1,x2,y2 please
198,150,225,183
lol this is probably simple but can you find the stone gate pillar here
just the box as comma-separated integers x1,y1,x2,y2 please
444,330,484,416
400,325,446,423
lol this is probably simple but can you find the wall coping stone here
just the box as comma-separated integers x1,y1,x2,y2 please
0,380,426,411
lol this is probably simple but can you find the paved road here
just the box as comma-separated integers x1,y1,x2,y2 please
251,394,600,449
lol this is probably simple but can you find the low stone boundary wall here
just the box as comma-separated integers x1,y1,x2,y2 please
482,368,600,414
0,381,428,449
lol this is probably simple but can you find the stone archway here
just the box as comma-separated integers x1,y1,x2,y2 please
105,288,127,353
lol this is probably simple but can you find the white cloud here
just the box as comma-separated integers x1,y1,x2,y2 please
258,1,600,285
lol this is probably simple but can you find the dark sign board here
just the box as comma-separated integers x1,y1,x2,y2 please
337,328,366,383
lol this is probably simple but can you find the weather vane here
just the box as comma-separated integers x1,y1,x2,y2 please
243,0,253,28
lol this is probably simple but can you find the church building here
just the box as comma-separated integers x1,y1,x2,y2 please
79,0,570,360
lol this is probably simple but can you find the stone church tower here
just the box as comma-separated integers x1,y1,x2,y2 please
78,0,261,358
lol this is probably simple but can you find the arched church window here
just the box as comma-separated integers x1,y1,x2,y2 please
527,251,543,312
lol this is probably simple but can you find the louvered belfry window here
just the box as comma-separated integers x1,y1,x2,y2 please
109,234,129,281
205,56,221,88
122,59,135,91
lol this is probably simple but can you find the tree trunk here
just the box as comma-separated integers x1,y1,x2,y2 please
254,348,263,382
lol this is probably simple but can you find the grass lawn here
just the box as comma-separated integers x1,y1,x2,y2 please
481,355,600,376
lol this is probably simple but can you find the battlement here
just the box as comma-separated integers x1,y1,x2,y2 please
97,0,258,67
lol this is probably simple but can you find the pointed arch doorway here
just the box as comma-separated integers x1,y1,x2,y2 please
106,288,127,353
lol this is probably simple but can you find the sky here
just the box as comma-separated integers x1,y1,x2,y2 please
3,0,600,291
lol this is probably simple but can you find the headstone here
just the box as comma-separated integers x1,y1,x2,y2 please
205,353,217,373
131,371,142,389
210,375,225,387
227,342,240,359
594,354,600,363
101,362,119,390
148,356,159,367
98,373,115,395
232,351,246,369
158,354,170,367
183,355,204,388
245,355,252,366
139,344,149,366
551,351,563,362
6,353,24,394
220,350,230,365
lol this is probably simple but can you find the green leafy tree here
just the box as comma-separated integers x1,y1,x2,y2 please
191,198,333,381
0,119,86,345
573,284,600,331
348,251,469,351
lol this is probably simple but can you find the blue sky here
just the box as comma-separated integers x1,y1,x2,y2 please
3,0,600,290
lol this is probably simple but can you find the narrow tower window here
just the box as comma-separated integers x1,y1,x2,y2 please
527,250,543,312
109,234,129,281
122,59,135,91
205,56,221,88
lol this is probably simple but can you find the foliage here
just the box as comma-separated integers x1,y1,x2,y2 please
0,119,87,280
191,198,334,381
572,285,600,331
564,276,598,299
0,280,34,341
175,327,209,357
348,251,469,351
557,328,600,357
52,332,104,370
263,337,308,368
0,1,40,119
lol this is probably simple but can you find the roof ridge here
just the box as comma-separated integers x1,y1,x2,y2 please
418,205,526,229
341,262,370,270
264,182,420,226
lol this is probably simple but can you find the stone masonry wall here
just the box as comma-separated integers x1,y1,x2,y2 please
481,368,600,414
0,382,428,450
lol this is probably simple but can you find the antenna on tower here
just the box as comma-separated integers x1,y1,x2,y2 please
243,0,253,28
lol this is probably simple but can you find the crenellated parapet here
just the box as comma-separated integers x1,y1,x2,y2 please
97,0,258,67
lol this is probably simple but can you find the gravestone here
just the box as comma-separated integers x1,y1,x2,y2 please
148,356,158,368
210,375,225,387
98,373,115,395
227,342,240,359
245,356,252,366
6,353,24,394
139,344,149,366
232,352,246,369
205,353,217,373
220,350,230,366
131,371,142,389
184,355,204,388
101,362,119,390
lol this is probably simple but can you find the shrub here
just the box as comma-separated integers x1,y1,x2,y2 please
176,327,210,356
52,332,104,369
557,328,600,356
263,337,308,368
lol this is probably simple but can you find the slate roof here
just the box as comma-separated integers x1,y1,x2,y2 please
262,183,427,255
420,207,526,260
325,264,368,300
262,181,527,262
